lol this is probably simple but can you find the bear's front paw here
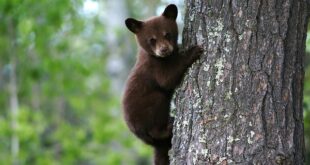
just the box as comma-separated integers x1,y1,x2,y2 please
188,45,204,61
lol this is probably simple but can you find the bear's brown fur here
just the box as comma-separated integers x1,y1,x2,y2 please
122,4,203,165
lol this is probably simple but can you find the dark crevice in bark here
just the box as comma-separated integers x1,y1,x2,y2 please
186,103,195,157
228,0,240,128
283,3,298,163
261,89,269,150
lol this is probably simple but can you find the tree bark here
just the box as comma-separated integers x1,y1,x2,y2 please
171,0,308,164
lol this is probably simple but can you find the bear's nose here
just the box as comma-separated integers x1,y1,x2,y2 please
160,47,169,53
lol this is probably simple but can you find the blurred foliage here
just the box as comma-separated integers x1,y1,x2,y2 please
0,0,309,165
0,0,166,164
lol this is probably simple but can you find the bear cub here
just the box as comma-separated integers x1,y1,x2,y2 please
122,4,203,165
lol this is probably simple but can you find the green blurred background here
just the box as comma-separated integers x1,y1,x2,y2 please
0,0,309,164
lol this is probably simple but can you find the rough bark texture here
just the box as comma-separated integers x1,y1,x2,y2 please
171,0,308,164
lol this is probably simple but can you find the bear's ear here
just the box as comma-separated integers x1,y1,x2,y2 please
125,18,143,33
162,4,178,20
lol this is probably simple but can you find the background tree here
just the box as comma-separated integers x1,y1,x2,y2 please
171,0,308,164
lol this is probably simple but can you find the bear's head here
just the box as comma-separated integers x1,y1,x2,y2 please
125,4,178,58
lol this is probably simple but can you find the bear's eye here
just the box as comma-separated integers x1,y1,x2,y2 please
164,33,171,40
149,38,156,45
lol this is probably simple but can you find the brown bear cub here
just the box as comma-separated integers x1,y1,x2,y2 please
122,4,202,165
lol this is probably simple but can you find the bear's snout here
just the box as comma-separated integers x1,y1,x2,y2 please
160,46,169,53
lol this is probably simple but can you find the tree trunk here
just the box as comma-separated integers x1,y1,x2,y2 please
171,0,308,164
8,17,19,165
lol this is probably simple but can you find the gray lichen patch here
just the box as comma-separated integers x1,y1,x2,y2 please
215,19,224,32
203,62,210,72
227,135,241,143
238,31,245,40
201,148,209,157
224,31,233,43
247,130,255,144
198,134,207,144
206,18,224,49
193,97,202,109
225,91,232,100
196,24,205,45
192,88,202,110
214,58,225,85
206,80,211,88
